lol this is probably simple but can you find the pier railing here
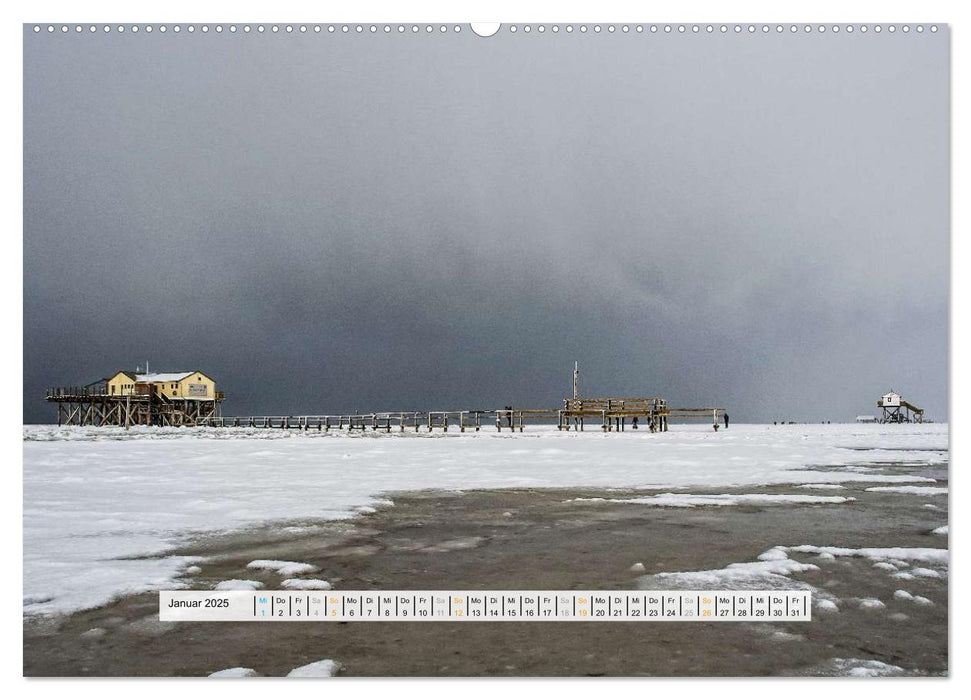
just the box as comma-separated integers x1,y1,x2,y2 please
46,385,120,399
199,410,509,432
198,404,726,433
46,387,225,401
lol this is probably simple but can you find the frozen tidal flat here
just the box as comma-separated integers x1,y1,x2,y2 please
23,423,947,615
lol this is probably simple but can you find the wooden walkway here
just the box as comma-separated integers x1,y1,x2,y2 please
47,383,726,433
199,401,727,433
46,386,223,427
201,410,545,432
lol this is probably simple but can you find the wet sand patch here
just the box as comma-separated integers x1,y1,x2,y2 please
24,477,947,677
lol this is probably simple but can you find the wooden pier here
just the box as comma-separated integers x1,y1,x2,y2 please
560,397,668,432
46,385,225,427
47,363,725,432
197,401,726,433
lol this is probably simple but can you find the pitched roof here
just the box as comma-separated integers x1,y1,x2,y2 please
107,370,214,384
135,372,196,383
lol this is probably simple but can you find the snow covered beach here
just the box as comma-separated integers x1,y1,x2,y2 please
23,423,947,617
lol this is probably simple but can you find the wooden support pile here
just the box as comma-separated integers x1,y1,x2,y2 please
45,386,222,427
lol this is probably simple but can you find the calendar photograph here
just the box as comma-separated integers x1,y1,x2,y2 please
22,20,948,678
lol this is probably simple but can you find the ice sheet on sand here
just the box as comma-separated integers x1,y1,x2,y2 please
573,493,855,507
247,560,318,576
356,498,393,515
638,547,819,590
865,486,948,495
831,659,906,677
815,599,839,613
796,484,845,490
286,660,341,677
785,545,948,565
23,422,948,615
639,543,948,596
932,525,948,535
209,667,259,678
857,598,885,609
791,657,908,677
214,580,263,591
891,591,932,607
906,567,941,578
757,547,789,561
282,579,332,590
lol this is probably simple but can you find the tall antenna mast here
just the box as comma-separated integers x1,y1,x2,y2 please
573,361,579,401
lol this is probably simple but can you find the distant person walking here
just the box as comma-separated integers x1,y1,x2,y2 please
632,417,639,429
723,412,730,429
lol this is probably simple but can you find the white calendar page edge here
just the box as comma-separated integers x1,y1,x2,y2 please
2,0,964,697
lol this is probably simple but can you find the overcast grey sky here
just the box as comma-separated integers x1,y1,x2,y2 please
23,26,949,423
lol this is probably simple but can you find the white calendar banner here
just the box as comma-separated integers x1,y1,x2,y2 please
160,590,812,622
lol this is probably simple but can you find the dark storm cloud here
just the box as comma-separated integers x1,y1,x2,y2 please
23,27,949,423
